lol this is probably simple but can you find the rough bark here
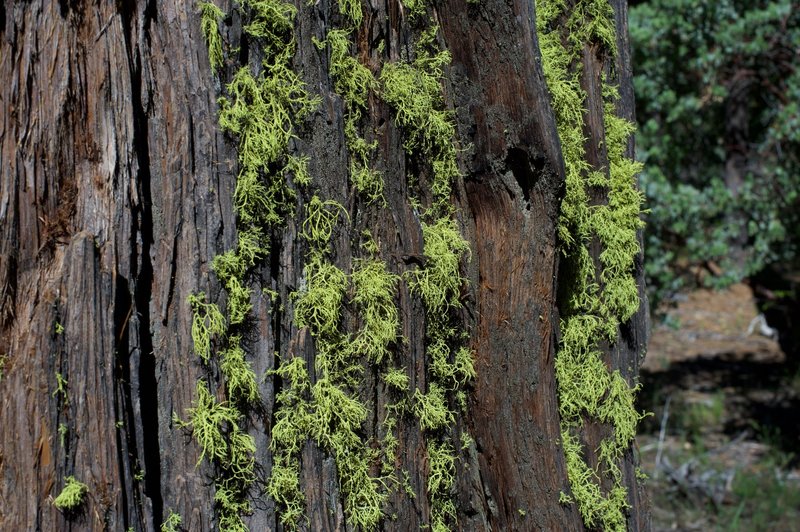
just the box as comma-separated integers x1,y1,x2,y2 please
0,0,649,530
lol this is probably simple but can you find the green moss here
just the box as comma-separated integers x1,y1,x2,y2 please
220,336,260,404
351,163,385,204
351,258,400,363
52,372,68,401
427,440,457,531
293,253,348,342
300,196,348,248
295,199,392,528
160,510,182,532
379,29,460,208
316,28,385,203
406,217,470,314
199,2,225,74
310,377,367,446
270,356,313,454
537,0,646,529
188,293,226,364
53,476,88,512
413,383,454,431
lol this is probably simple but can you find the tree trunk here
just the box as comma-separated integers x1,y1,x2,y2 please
0,0,649,530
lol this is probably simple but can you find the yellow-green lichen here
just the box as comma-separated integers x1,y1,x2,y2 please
427,440,457,532
310,377,388,529
315,27,385,203
351,258,400,363
383,367,410,391
241,0,297,59
160,510,183,532
337,0,363,26
52,372,69,401
267,356,314,529
220,336,260,404
401,0,427,20
379,22,474,531
192,0,324,527
58,423,68,447
53,476,88,512
188,292,226,364
300,196,348,249
293,254,348,342
413,383,455,431
199,2,225,74
182,380,256,529
406,217,470,314
379,27,460,209
536,0,646,530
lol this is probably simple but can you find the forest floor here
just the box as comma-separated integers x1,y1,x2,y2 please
637,283,800,531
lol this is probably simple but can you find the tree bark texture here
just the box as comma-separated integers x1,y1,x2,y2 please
0,0,649,530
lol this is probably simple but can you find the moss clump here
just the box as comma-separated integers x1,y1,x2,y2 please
160,510,182,532
293,253,348,343
53,476,88,512
199,2,225,74
315,28,384,203
188,293,226,364
537,0,646,530
351,258,400,363
182,381,256,530
406,217,470,314
380,22,474,530
267,356,314,530
300,196,348,248
379,27,460,210
427,440,457,532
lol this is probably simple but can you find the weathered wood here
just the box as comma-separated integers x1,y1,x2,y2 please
0,0,649,530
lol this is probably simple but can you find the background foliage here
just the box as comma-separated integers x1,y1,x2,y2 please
631,0,800,306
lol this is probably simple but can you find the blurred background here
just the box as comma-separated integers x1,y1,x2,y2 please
629,1,800,529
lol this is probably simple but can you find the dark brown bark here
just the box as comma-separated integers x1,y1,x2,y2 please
0,0,649,530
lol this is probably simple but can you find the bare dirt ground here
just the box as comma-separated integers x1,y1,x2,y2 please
637,284,800,531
